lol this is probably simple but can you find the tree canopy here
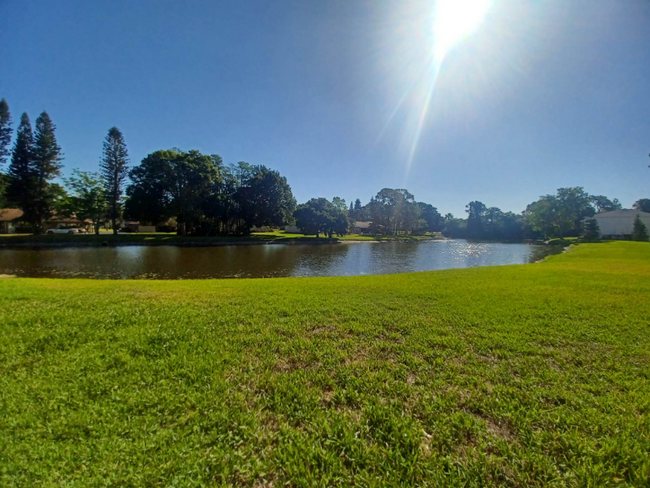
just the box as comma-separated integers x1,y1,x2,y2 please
125,150,295,235
294,198,349,237
64,170,107,234
633,199,650,213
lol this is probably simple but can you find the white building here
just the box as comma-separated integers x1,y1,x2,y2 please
591,210,650,238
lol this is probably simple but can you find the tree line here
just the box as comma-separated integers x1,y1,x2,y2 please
0,97,648,240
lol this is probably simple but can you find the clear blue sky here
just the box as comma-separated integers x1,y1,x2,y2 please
2,0,649,216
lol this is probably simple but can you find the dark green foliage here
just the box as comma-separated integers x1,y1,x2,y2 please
349,198,369,221
583,218,600,241
465,200,487,238
29,112,64,233
525,187,596,238
367,188,418,235
64,170,107,234
417,202,443,233
235,164,296,232
0,98,12,165
633,199,650,213
632,215,649,241
100,127,129,235
590,195,621,213
0,174,6,208
442,205,525,240
294,197,349,237
126,149,219,235
6,114,36,217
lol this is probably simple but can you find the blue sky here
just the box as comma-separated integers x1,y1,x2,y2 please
2,0,649,216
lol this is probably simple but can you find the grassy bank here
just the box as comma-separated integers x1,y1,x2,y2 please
0,231,441,248
1,242,649,486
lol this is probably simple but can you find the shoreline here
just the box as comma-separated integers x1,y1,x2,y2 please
0,234,447,249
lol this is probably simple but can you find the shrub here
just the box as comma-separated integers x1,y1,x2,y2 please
583,218,600,241
632,215,649,242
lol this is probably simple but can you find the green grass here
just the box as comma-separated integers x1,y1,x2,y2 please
1,242,649,486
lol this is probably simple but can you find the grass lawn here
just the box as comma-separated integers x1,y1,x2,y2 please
0,242,649,486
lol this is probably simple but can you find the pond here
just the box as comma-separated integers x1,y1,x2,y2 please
0,240,561,279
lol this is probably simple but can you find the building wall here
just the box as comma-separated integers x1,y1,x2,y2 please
594,212,650,236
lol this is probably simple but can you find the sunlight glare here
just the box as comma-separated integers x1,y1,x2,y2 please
433,0,491,64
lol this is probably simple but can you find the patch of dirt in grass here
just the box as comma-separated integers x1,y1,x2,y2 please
475,353,498,366
253,479,275,488
476,413,517,443
547,357,563,372
420,429,433,457
320,389,336,406
273,358,309,373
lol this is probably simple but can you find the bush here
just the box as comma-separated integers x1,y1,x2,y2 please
583,219,600,241
632,216,649,242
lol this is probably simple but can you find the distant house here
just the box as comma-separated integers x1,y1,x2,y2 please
44,213,93,233
590,210,650,238
0,208,24,234
352,221,373,234
251,226,270,233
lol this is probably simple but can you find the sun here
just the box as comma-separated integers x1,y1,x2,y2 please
433,0,491,64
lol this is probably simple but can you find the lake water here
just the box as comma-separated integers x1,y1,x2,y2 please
0,240,560,279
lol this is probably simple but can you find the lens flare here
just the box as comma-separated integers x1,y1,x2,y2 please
433,0,492,65
400,0,491,180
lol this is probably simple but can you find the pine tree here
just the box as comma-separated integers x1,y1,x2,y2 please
100,127,129,234
7,114,36,220
583,218,600,241
632,215,649,242
30,112,63,233
0,98,12,165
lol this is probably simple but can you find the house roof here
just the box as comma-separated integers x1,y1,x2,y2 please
47,211,92,224
48,217,93,224
0,208,24,222
593,210,650,219
354,221,372,229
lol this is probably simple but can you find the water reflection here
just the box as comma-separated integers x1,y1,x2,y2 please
0,240,561,279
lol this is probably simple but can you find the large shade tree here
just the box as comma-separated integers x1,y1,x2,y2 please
235,164,296,232
294,197,349,237
126,149,220,235
465,201,487,239
633,199,650,213
525,187,595,238
590,195,622,213
367,188,417,235
525,195,571,239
